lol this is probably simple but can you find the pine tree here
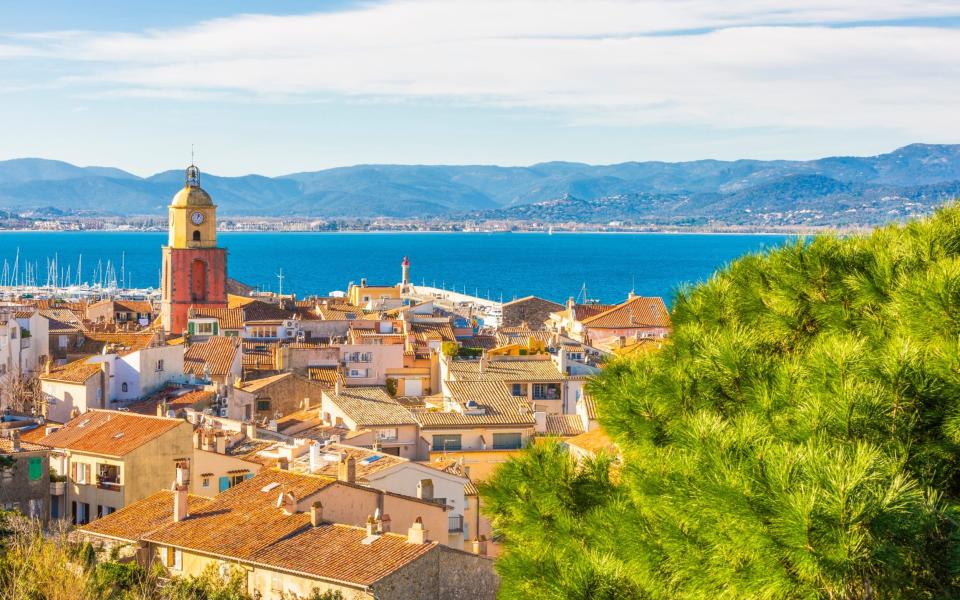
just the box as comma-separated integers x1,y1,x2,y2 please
482,205,960,599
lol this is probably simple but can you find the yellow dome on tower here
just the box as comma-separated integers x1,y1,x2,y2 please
170,164,213,207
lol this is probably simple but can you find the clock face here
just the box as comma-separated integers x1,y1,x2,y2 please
191,211,205,225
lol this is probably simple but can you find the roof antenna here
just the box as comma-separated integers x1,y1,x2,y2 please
191,143,195,166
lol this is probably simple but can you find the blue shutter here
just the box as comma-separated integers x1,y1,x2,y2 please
218,476,230,493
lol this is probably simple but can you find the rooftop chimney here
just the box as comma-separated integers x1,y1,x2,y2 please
173,483,189,522
407,516,428,544
566,297,575,311
381,514,392,533
277,457,289,471
175,459,190,487
308,442,321,473
192,430,202,449
338,453,356,483
534,411,547,434
215,434,226,455
471,535,488,556
10,430,20,453
334,377,343,396
417,478,434,501
278,492,297,515
310,501,323,527
366,515,377,536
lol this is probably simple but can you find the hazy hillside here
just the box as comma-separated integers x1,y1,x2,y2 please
1,144,959,224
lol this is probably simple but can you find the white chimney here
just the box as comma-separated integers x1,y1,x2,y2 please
407,517,428,544
533,411,547,434
471,535,488,556
215,435,226,455
173,484,189,522
310,501,323,527
309,442,321,473
175,460,190,487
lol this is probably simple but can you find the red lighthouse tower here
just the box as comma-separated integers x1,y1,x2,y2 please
160,165,228,334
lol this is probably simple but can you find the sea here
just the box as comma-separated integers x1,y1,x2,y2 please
0,231,793,304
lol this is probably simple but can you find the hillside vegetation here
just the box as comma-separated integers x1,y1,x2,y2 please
1,144,959,224
482,204,960,598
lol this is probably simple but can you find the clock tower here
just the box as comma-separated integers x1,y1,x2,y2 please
160,164,228,334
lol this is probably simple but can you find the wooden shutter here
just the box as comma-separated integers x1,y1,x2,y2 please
187,321,195,335
70,462,77,481
84,464,91,484
28,457,41,481
212,322,218,335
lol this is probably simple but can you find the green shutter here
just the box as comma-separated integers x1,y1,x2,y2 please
28,457,42,481
187,321,195,335
212,322,218,336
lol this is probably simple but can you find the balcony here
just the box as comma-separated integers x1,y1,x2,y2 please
96,478,122,491
50,481,65,496
448,515,464,533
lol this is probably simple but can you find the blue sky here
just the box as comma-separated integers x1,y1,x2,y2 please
1,1,959,176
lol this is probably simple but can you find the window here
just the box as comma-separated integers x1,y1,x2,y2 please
202,477,211,488
163,547,182,571
121,382,128,393
432,434,462,451
348,368,369,378
196,322,214,335
156,359,164,372
511,383,525,397
493,433,522,450
59,335,68,348
192,230,201,242
71,462,92,485
377,428,398,441
28,457,42,481
256,399,271,412
270,572,283,593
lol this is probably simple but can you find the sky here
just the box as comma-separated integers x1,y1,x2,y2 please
0,0,959,177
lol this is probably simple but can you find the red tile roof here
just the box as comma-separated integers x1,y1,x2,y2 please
581,296,671,329
37,410,186,457
183,336,240,378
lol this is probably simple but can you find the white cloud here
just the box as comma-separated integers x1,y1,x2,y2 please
2,0,960,136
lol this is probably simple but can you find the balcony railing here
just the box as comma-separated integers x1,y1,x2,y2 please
448,515,464,533
96,478,122,491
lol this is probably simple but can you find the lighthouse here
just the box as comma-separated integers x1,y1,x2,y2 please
401,256,410,288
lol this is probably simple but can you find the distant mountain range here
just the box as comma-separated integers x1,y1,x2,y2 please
2,144,959,226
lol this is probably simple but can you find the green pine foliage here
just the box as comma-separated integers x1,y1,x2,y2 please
481,205,960,599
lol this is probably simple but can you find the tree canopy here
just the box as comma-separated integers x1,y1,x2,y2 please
481,206,960,599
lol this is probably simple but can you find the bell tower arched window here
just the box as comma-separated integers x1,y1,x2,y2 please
193,230,201,242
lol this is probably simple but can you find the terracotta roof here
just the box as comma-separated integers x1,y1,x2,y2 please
458,335,498,351
307,367,339,386
76,331,156,356
571,304,616,322
191,307,245,330
448,356,563,382
566,427,617,456
37,410,185,457
79,490,212,542
417,381,534,428
241,340,278,370
40,357,103,384
581,296,670,329
0,437,47,454
495,329,554,347
243,300,295,323
325,387,418,426
183,336,240,378
113,300,154,314
275,409,323,434
543,415,585,437
409,321,457,344
128,389,216,416
316,305,363,320
140,469,437,586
